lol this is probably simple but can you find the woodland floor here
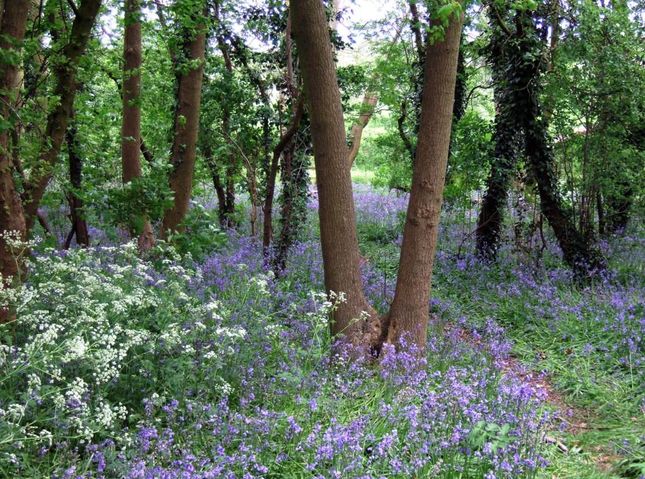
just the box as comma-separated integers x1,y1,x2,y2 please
3,179,642,479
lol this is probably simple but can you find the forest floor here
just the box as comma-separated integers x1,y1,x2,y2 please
2,182,642,478
349,180,644,479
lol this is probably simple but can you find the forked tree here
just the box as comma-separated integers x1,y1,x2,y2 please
292,0,463,352
476,4,604,276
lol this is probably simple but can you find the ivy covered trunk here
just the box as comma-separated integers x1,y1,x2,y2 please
274,145,309,273
476,93,521,259
511,10,604,276
476,20,521,260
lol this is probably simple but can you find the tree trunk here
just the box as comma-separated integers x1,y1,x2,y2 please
596,189,605,237
274,144,309,273
0,0,30,323
263,95,304,252
511,11,604,276
292,0,378,345
206,157,235,229
385,11,464,350
606,180,633,234
273,145,294,271
224,170,236,226
161,1,206,235
347,91,378,166
22,0,102,232
65,115,90,248
122,0,154,251
524,114,604,275
476,88,520,259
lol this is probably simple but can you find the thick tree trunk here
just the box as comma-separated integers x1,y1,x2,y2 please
0,0,30,323
122,0,154,251
161,2,206,235
385,12,464,350
476,16,518,260
65,116,90,248
22,0,102,232
292,0,378,345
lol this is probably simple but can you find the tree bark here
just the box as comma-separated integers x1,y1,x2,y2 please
262,95,304,252
22,0,102,232
596,190,605,237
408,0,425,62
0,0,30,323
385,11,464,350
512,10,605,276
347,91,378,166
476,85,520,259
122,0,154,250
65,114,90,247
274,143,309,273
161,1,207,235
292,0,378,345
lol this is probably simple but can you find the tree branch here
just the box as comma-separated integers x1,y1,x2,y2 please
348,91,378,166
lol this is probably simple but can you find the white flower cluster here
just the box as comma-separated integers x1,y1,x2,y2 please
0,244,198,449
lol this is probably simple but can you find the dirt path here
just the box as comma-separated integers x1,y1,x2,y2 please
451,323,626,478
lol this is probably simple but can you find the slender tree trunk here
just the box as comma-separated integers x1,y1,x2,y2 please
224,170,236,226
407,0,425,61
263,95,304,252
606,180,633,234
161,1,206,235
273,145,294,271
348,91,378,166
524,113,604,274
596,190,605,237
122,0,154,250
511,11,604,276
262,9,299,254
274,144,309,273
247,167,258,236
476,88,520,259
385,12,464,350
22,0,102,232
65,114,90,247
292,0,378,345
0,0,30,323
210,165,228,227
